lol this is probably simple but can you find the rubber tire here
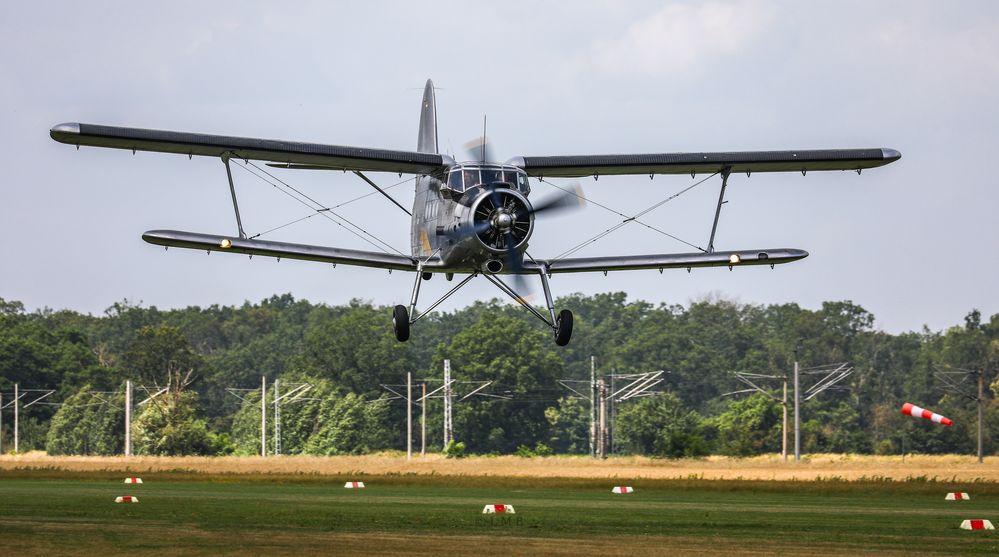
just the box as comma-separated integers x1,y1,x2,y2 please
554,309,573,346
393,305,410,342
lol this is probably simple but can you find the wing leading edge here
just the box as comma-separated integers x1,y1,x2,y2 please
51,123,451,176
142,230,419,271
526,248,807,274
142,230,802,275
509,148,900,178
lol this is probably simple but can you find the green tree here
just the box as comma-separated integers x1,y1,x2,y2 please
437,313,562,453
713,393,782,456
133,391,213,455
616,393,709,457
545,397,589,454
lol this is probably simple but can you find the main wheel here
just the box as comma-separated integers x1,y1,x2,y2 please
554,309,573,346
392,304,410,342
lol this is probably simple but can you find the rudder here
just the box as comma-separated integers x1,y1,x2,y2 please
417,79,438,154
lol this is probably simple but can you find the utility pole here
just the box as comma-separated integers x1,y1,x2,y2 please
13,383,18,454
443,359,453,449
782,377,789,462
590,356,597,458
597,379,607,459
407,372,413,460
421,382,426,457
273,378,280,456
609,373,616,454
124,380,132,457
978,368,984,464
261,376,267,457
793,360,800,463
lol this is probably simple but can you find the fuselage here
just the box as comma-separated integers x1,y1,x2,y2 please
411,165,534,272
410,80,534,273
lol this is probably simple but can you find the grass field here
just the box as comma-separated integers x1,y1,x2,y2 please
2,469,999,556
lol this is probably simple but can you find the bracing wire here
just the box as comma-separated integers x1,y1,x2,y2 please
549,172,718,261
232,160,407,255
538,177,702,251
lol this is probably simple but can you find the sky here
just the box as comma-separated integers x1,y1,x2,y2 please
2,1,997,334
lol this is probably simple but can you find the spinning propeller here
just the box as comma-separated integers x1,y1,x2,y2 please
460,135,585,298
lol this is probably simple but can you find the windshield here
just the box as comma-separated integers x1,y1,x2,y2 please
479,167,502,185
447,170,464,192
506,169,530,194
463,169,480,189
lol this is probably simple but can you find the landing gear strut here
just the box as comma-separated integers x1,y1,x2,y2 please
481,266,574,346
394,256,477,343
395,258,573,346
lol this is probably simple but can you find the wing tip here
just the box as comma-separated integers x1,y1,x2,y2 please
50,122,80,143
881,148,901,163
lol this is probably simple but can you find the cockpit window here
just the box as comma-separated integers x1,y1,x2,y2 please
517,172,531,194
480,168,502,185
448,170,464,192
463,169,480,189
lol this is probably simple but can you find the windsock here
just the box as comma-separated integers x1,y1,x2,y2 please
901,402,952,426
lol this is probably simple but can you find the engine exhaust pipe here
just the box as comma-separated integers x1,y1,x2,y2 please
484,259,504,274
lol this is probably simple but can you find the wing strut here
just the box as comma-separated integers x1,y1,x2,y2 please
707,167,731,253
353,171,412,216
221,154,247,239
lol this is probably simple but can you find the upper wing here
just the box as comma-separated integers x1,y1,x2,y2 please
142,230,419,271
50,123,451,176
508,148,900,178
525,248,807,274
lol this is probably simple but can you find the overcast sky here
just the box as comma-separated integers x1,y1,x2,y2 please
2,1,997,333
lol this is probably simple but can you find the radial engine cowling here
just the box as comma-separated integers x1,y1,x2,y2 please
468,187,533,253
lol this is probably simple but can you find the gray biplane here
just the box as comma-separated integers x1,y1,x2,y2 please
50,79,900,346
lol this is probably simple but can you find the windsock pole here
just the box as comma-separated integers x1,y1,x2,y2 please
901,402,952,426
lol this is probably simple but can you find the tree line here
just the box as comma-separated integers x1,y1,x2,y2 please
0,293,996,458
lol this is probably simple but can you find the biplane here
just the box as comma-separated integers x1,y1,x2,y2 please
50,79,900,346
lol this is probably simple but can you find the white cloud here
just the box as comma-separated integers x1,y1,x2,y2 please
591,0,776,75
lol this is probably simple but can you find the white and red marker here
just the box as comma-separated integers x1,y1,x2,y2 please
960,519,994,530
343,481,365,489
901,402,952,426
612,486,634,494
482,504,515,514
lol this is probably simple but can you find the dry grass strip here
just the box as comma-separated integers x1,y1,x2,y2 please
2,452,997,482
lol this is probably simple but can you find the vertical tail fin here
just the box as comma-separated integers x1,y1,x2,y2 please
417,79,438,154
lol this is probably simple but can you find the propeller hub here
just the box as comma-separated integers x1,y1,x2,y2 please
468,187,534,254
492,211,515,231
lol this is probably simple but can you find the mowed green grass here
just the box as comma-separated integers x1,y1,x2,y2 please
2,472,999,556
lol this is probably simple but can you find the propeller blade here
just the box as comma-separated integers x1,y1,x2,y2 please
463,136,495,163
518,181,586,219
502,229,531,298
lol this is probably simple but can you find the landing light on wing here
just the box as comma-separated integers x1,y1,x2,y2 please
220,238,233,249
729,254,741,264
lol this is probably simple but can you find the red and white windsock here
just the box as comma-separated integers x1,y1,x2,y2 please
901,403,953,426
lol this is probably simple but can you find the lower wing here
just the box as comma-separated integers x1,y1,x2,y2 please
143,230,802,275
525,249,807,274
142,230,419,271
